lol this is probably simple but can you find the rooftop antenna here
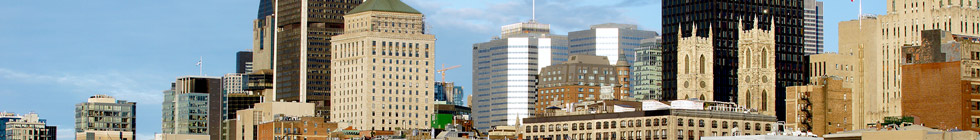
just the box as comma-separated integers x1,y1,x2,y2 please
532,0,536,21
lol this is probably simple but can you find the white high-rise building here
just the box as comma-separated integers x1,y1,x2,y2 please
472,20,570,132
569,23,659,64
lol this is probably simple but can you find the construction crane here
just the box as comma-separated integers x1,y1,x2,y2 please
437,64,462,82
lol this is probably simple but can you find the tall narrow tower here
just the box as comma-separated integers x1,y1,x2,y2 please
330,0,434,131
274,0,363,120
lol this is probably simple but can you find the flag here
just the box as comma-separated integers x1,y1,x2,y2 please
196,60,202,66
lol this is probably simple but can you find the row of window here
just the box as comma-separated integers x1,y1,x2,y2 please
525,118,771,133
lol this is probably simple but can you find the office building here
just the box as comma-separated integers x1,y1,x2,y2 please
243,69,275,102
222,73,249,95
256,116,337,140
473,20,570,131
900,30,980,132
237,51,253,74
631,38,664,101
4,113,55,140
535,55,626,115
330,0,434,131
252,13,275,71
75,95,136,140
274,0,363,120
432,104,472,130
435,82,465,106
662,0,809,121
568,23,659,65
162,76,221,140
0,112,22,140
785,76,853,137
234,102,315,140
804,0,824,55
736,19,777,116
521,100,777,140
837,0,980,125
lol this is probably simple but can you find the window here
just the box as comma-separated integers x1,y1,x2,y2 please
677,119,684,126
711,121,717,128
762,91,768,111
698,120,705,127
699,55,706,74
688,119,694,127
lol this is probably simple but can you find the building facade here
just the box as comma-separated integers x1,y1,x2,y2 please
237,51,253,74
569,23,659,65
631,38,664,101
234,102,315,140
803,0,824,55
252,13,275,71
274,0,363,120
435,82,465,106
522,107,777,140
330,0,434,131
785,77,853,136
736,19,777,116
535,55,626,115
838,0,980,125
75,95,136,140
675,25,714,101
472,20,570,131
162,76,221,140
4,113,55,140
662,0,808,122
256,116,337,140
900,30,980,132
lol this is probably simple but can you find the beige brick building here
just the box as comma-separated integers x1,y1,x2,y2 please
330,0,434,131
521,100,777,140
785,77,854,136
838,0,980,125
676,25,714,100
736,18,777,116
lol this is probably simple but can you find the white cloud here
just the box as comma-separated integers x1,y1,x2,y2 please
0,68,162,103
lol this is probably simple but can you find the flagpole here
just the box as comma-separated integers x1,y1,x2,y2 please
199,56,204,76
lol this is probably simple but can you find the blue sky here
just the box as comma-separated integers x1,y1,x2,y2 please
0,0,883,139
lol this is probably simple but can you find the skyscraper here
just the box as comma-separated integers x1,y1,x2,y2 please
75,95,136,140
274,0,363,121
162,76,221,140
803,0,824,55
252,0,275,72
569,23,659,65
236,51,253,74
330,0,434,130
663,0,808,120
630,38,663,100
472,20,569,131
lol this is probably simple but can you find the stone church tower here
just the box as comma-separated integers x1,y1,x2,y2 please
676,24,714,101
737,17,777,116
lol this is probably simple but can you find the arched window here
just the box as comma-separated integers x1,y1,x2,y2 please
699,55,706,74
745,48,752,68
762,48,768,68
700,95,706,100
762,90,768,111
746,91,752,108
685,55,691,74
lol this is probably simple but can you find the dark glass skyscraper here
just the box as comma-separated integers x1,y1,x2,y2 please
257,0,274,19
236,51,253,73
662,0,808,121
274,0,362,121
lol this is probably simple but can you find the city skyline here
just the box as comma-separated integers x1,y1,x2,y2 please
0,0,884,140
